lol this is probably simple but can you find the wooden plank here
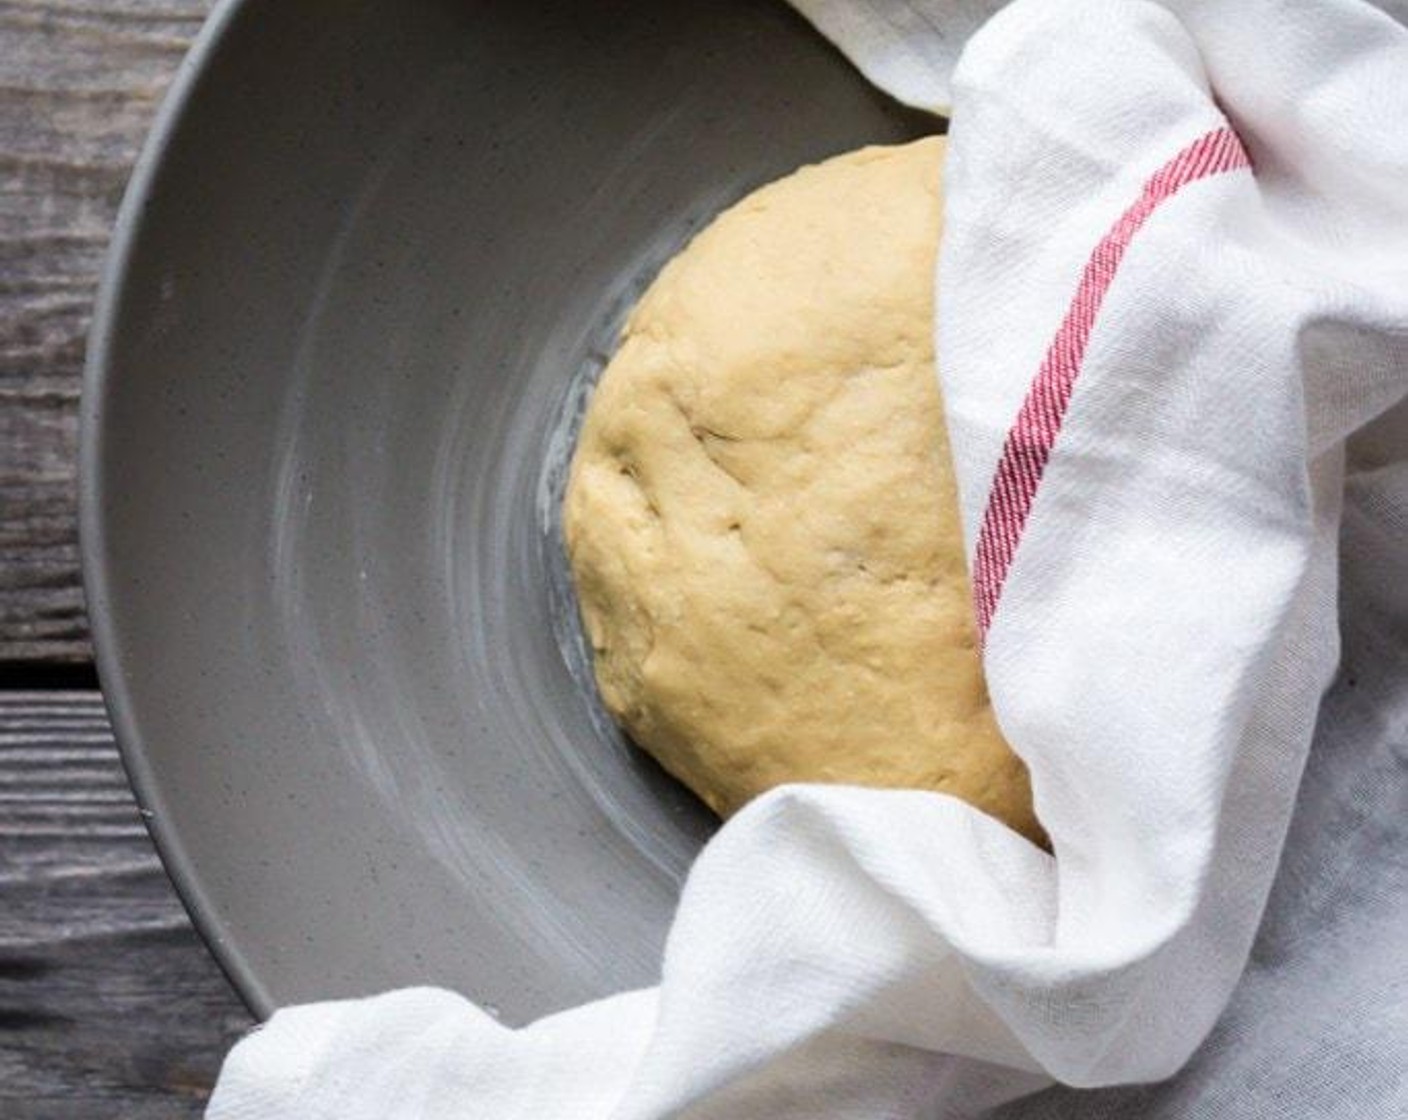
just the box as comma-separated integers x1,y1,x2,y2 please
0,384,88,663
0,0,213,663
0,692,253,1118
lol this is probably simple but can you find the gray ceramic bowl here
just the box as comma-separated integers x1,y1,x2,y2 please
82,0,931,1021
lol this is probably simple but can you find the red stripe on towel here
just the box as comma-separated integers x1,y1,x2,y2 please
972,126,1250,639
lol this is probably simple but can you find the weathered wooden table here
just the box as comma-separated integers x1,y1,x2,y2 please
1,4,256,1116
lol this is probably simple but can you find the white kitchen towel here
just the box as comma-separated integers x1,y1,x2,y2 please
208,1,1408,1117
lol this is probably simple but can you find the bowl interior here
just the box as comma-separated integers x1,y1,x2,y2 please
88,0,932,1020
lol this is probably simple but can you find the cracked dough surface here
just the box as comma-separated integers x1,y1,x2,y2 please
563,137,1040,842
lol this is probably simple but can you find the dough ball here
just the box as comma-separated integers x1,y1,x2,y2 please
563,137,1041,842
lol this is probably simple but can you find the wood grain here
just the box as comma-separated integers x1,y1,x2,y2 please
0,692,253,1119
0,0,212,663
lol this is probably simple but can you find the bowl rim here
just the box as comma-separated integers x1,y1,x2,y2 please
79,0,272,1019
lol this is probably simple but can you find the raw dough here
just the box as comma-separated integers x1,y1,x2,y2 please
563,137,1041,842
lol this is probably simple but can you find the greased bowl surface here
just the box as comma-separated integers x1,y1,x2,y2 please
82,0,928,1020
